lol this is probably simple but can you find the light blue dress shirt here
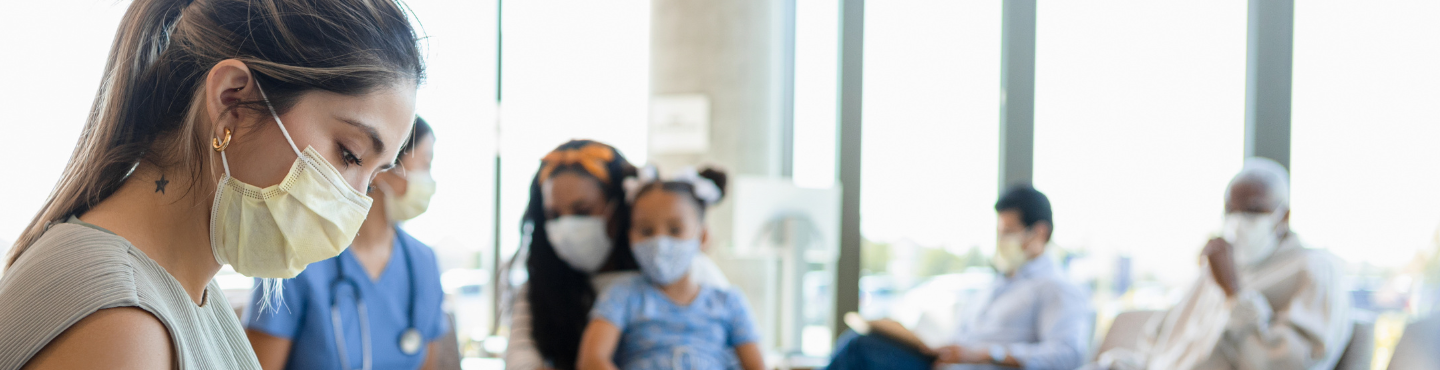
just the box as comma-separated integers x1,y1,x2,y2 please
947,255,1092,370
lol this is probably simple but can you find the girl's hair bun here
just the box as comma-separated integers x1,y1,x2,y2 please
696,167,727,201
623,165,727,217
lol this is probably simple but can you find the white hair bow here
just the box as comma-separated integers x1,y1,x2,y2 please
623,165,659,203
672,168,722,206
622,166,722,206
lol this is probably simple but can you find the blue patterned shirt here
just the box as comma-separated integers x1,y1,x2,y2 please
591,275,759,370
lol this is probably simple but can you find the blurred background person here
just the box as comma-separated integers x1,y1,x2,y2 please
245,118,453,370
577,167,764,370
825,185,1091,370
505,141,730,370
1090,158,1352,370
504,140,642,370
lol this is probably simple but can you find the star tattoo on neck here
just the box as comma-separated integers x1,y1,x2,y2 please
155,174,169,194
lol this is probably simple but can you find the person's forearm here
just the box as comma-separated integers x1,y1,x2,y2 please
940,344,1023,367
996,354,1021,367
576,357,619,370
735,343,766,370
995,341,1085,369
1224,311,1317,368
420,351,438,370
1223,327,1316,369
1222,287,1346,369
246,329,294,370
421,337,462,370
577,319,623,370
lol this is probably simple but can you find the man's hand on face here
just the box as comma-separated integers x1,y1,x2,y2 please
1203,237,1242,297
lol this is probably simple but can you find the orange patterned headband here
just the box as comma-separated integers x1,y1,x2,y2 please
539,143,616,185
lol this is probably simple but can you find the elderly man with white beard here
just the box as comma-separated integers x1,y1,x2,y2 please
1087,158,1352,370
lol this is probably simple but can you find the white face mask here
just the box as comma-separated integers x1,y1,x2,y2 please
210,84,373,279
993,232,1030,275
1222,208,1286,267
545,216,613,273
632,236,700,285
381,169,436,222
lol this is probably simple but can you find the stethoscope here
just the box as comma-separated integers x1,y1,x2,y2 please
330,232,424,370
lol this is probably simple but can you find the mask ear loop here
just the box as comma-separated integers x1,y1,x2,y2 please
372,176,397,198
254,82,303,157
211,81,300,175
1268,203,1290,237
1271,203,1289,222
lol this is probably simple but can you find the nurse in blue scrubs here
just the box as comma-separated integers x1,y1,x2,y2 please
243,117,448,370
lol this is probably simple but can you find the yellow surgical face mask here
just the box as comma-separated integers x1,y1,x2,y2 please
209,84,373,278
381,169,436,222
993,232,1030,275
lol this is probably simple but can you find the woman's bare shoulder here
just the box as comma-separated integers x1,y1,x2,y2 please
22,307,173,370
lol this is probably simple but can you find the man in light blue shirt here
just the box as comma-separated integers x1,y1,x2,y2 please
826,185,1092,370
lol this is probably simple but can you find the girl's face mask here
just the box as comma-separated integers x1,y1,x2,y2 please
631,236,700,285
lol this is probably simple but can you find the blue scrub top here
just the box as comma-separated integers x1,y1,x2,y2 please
244,227,448,370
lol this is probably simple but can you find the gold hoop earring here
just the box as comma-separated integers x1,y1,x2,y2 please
212,128,233,152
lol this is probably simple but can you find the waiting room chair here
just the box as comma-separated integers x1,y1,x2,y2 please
1097,310,1372,370
1094,310,1162,359
1388,316,1440,370
1334,318,1373,370
435,312,463,370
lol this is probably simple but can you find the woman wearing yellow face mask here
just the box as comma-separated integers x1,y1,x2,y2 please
244,118,451,370
0,0,424,369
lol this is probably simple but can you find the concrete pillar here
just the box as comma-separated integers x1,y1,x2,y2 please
1245,0,1293,169
650,0,786,251
833,0,864,339
999,0,1036,190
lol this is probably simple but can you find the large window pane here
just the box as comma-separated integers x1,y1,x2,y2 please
402,0,500,357
792,0,840,189
1292,0,1440,320
789,0,843,357
495,7,649,359
1033,2,1246,306
498,1,651,263
1292,0,1440,271
859,1,1001,338
0,2,128,251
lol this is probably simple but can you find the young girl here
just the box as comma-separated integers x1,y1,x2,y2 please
577,168,764,370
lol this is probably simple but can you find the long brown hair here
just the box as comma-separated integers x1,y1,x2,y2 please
520,140,638,370
8,0,424,266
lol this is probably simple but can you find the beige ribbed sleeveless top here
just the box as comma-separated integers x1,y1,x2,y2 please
0,217,260,369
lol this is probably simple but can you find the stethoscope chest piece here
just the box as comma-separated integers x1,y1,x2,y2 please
332,233,426,368
399,328,423,355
